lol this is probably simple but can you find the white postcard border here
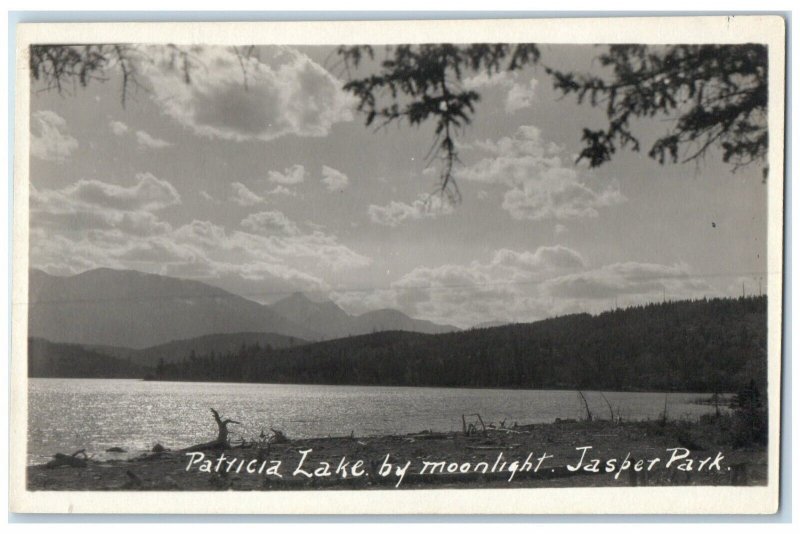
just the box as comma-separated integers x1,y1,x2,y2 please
10,15,786,514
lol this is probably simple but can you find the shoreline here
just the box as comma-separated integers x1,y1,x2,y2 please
27,416,766,491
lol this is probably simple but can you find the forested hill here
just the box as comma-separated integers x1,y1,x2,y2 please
153,296,767,393
29,338,147,378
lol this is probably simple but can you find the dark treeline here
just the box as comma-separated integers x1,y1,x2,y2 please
29,338,147,378
151,296,767,393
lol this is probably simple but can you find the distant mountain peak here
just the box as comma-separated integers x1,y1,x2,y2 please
28,267,320,348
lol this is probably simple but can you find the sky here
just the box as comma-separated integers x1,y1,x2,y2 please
28,44,768,329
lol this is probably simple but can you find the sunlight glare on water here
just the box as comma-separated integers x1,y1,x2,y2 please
28,378,726,464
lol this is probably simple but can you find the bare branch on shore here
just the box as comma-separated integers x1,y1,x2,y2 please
181,408,241,453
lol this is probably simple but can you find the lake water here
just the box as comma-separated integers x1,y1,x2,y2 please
27,378,725,465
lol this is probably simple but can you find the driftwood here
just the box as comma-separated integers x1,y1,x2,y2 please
181,408,241,452
46,449,89,468
461,413,487,436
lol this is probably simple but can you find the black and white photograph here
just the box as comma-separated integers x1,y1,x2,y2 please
9,16,785,514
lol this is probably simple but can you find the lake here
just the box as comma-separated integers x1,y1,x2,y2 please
27,378,725,464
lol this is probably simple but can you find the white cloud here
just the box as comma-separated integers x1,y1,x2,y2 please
31,110,78,162
505,77,538,113
502,167,626,221
30,176,371,295
268,164,305,185
29,174,180,241
462,70,515,91
109,120,129,136
241,210,300,236
321,165,349,192
108,121,171,149
459,125,625,221
139,45,355,142
108,120,170,149
368,194,453,227
135,130,171,149
229,182,265,206
462,72,538,114
334,246,585,328
265,185,297,197
32,172,180,214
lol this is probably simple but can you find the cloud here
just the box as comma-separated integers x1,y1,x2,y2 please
241,210,300,236
268,164,305,185
492,246,586,271
321,165,349,192
230,228,372,272
109,121,171,149
29,174,180,240
542,262,713,301
334,246,586,328
30,176,371,296
229,182,265,206
501,167,626,221
31,110,79,162
505,77,538,113
265,185,297,197
462,72,538,114
167,217,372,275
109,120,129,136
463,71,511,90
459,125,625,221
135,130,171,149
32,172,180,214
368,194,453,227
139,45,355,142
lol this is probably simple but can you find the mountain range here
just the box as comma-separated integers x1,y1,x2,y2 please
28,268,458,349
271,292,458,339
